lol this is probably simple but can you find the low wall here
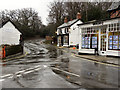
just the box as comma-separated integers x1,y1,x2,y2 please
1,45,23,59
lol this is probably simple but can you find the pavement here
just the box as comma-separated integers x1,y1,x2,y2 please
59,47,120,67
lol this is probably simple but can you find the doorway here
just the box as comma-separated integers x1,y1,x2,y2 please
99,26,107,55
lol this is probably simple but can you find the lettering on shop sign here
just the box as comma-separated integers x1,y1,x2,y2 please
93,21,103,25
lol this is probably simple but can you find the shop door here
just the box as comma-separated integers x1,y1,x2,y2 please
100,26,107,55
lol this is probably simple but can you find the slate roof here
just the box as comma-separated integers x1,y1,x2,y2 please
57,19,80,29
107,1,120,11
0,19,22,33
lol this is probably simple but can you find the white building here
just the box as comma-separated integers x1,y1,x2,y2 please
57,13,83,47
77,2,120,57
78,17,120,57
0,20,21,45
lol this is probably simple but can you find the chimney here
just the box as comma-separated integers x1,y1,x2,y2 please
76,12,81,19
64,17,68,23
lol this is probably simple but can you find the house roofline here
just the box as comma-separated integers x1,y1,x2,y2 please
0,19,22,34
57,19,83,29
77,17,120,26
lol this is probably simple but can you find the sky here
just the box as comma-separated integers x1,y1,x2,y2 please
0,0,118,25
0,0,54,25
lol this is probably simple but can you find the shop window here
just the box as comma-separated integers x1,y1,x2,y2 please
82,35,91,49
82,27,98,49
108,32,120,50
82,34,98,49
92,35,98,49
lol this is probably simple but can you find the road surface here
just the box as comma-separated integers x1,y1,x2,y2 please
1,39,119,89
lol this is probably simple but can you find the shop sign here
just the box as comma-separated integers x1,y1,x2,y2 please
93,21,103,25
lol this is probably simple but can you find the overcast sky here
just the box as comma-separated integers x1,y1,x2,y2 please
0,0,118,25
0,0,54,25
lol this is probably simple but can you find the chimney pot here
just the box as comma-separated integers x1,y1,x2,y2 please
76,12,81,19
64,17,68,23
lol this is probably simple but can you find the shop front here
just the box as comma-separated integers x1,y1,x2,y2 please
78,17,120,57
80,26,99,54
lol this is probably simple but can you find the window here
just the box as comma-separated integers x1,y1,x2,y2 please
108,23,120,50
108,32,120,50
58,36,61,44
92,35,98,49
82,35,91,49
63,36,68,45
82,27,98,49
108,23,120,32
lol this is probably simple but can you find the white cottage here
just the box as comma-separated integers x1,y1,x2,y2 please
0,20,21,45
57,13,83,47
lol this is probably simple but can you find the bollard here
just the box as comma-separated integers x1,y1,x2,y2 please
2,46,6,59
3,46,6,58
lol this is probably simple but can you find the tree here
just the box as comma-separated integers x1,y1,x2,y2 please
0,8,43,38
47,1,111,36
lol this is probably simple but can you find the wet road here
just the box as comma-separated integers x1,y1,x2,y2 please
1,39,120,89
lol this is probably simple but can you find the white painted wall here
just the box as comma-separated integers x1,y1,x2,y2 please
78,18,120,56
69,20,82,46
0,21,21,45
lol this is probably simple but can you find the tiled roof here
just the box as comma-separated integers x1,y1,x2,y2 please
107,1,120,11
57,19,79,29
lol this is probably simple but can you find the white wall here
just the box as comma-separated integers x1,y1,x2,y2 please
0,21,21,45
78,18,120,56
69,20,82,46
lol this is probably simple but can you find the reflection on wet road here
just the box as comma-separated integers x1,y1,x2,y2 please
1,39,119,89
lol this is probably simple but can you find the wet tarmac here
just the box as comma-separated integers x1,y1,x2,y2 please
1,39,120,89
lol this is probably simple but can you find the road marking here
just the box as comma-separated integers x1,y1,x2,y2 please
0,74,12,78
0,79,5,82
62,50,67,53
34,65,41,68
52,67,80,77
15,70,26,74
24,68,41,74
43,65,47,68
0,65,43,79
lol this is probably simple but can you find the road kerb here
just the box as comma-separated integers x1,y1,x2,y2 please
61,49,119,68
73,54,120,68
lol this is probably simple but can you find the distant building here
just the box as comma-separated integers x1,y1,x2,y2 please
0,19,22,45
57,13,83,47
78,2,120,57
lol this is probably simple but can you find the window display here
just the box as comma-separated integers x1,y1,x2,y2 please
82,36,91,49
92,36,97,48
108,32,120,50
